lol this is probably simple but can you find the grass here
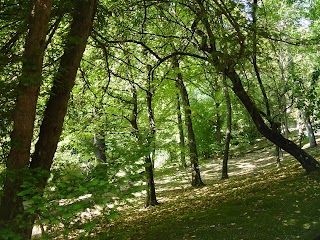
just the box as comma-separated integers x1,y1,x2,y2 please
28,136,320,240
93,146,320,240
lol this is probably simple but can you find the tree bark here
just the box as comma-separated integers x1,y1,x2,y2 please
0,0,52,236
272,122,282,168
145,90,158,207
30,0,96,171
93,131,107,163
215,103,222,145
174,59,204,187
304,114,317,148
176,93,187,168
144,155,158,207
225,67,320,173
297,111,305,147
25,0,96,237
128,83,158,207
221,74,231,179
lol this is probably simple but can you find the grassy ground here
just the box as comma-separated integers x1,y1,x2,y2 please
94,145,320,240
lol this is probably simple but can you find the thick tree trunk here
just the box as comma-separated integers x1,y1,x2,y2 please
0,0,52,236
30,0,96,171
221,74,231,180
24,1,95,237
174,60,204,187
225,68,320,173
176,94,187,168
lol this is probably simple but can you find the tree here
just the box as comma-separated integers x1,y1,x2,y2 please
174,58,204,187
144,65,158,207
93,131,107,163
176,94,187,168
127,81,158,207
0,0,97,238
221,74,232,179
191,0,320,173
0,0,53,236
303,111,317,148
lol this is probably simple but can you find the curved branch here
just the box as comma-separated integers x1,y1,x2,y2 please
92,30,162,60
149,51,208,82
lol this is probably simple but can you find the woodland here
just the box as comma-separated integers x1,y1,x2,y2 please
1,0,320,239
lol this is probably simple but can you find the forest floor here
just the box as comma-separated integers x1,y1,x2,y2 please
92,137,320,240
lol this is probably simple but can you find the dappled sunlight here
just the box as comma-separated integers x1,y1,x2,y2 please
301,137,320,149
199,149,286,180
105,156,320,240
39,144,320,239
154,169,191,193
150,144,306,206
30,141,320,239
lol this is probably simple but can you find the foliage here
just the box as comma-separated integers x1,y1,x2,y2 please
0,149,145,239
1,0,320,238
38,140,146,238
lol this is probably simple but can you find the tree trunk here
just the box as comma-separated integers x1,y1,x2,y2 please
26,1,95,237
128,83,158,207
215,102,222,145
176,93,187,168
145,90,158,207
281,97,290,138
272,122,282,168
221,74,231,180
174,59,204,187
225,67,320,173
303,112,317,148
93,131,107,163
297,111,305,147
144,155,158,207
30,0,96,171
0,0,52,236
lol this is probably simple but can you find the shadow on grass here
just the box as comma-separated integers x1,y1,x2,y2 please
42,139,320,239
97,164,320,240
